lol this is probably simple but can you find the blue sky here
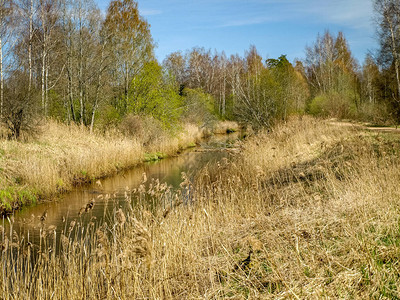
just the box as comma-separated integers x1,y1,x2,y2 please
96,0,377,65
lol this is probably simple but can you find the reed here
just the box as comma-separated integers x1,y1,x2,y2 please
0,116,399,299
212,120,242,134
0,121,204,213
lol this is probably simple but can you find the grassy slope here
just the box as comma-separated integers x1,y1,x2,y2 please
0,121,203,213
1,116,400,299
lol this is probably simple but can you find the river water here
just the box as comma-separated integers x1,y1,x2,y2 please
7,132,242,246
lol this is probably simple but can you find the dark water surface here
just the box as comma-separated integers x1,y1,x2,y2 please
8,132,242,246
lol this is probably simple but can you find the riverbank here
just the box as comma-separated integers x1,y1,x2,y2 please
0,120,206,214
2,116,400,298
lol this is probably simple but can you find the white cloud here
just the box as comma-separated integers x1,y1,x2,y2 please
219,0,373,31
140,9,162,16
194,0,373,33
219,16,274,28
292,0,374,31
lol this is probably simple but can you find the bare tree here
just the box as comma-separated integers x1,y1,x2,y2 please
375,0,400,100
0,0,14,118
163,51,187,91
362,54,380,104
2,71,40,139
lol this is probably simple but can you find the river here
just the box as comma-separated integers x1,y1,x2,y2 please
6,132,242,247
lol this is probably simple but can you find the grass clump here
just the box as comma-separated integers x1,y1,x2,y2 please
0,187,38,213
212,120,241,134
144,151,167,162
1,116,400,298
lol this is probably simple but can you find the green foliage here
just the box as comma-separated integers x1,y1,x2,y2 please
127,61,183,129
308,91,358,119
304,31,364,120
181,88,216,126
144,152,167,162
308,95,328,116
56,178,66,192
223,95,235,120
104,0,155,96
0,187,38,213
47,90,65,121
234,53,309,129
17,189,38,205
97,105,122,130
357,102,390,125
0,189,13,211
268,55,296,120
266,54,290,69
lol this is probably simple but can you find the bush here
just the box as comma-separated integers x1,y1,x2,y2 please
96,105,122,132
119,114,165,146
308,92,357,119
181,88,216,127
357,102,392,125
308,95,327,116
1,71,41,140
127,61,183,129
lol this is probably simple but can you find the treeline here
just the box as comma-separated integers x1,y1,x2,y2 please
1,0,400,139
303,0,400,125
164,47,309,129
0,0,178,139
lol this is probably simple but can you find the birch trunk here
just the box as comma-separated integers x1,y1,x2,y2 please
0,0,4,118
78,2,84,126
0,33,3,119
40,0,47,115
29,0,33,90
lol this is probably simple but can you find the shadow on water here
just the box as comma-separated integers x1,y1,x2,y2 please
6,131,244,251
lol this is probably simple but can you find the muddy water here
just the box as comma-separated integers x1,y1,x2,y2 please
9,132,242,245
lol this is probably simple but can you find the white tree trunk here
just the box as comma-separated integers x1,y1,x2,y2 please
78,1,84,126
0,0,4,119
41,0,47,115
388,19,400,100
0,34,3,119
29,0,33,91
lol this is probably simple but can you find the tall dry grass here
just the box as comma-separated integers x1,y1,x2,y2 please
212,120,241,134
0,120,204,212
1,116,400,299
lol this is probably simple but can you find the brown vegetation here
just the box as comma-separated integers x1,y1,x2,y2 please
1,116,399,298
0,120,204,213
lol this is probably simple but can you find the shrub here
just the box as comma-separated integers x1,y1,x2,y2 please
1,71,41,140
119,114,165,146
308,91,357,119
308,95,327,116
96,105,122,132
127,61,183,129
357,102,392,125
181,88,217,127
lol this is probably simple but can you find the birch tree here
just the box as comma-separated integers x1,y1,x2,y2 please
103,0,154,115
0,0,13,118
374,0,400,122
375,0,400,99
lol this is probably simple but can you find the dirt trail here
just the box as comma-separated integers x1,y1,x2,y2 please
329,120,400,134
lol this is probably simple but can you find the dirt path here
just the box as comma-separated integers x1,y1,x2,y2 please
329,120,400,134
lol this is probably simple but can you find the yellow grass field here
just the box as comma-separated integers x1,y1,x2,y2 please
1,116,400,299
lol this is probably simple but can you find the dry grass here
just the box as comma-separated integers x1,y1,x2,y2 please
1,116,400,299
0,121,203,213
213,121,241,134
147,123,204,156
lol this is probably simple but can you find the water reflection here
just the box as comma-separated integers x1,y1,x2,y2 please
10,132,242,243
